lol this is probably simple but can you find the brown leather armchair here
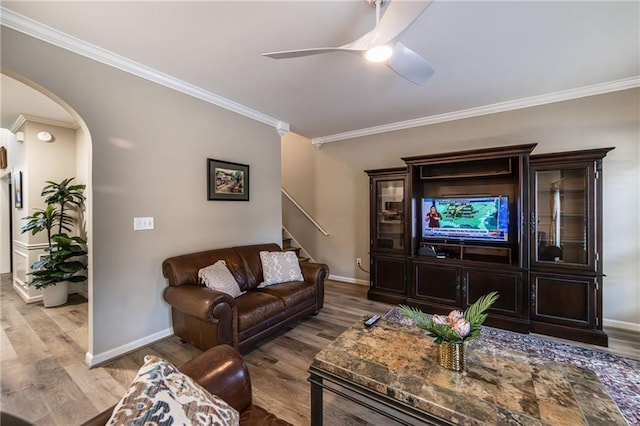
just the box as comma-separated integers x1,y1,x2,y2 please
162,243,329,352
82,345,290,425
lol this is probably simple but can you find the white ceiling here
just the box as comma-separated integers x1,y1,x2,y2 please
1,1,638,141
0,74,75,129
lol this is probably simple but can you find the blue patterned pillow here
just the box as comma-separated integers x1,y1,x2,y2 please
107,355,239,425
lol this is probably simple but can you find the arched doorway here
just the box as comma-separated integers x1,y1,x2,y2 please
0,71,94,362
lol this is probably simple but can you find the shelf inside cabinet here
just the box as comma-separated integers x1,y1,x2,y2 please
420,157,513,180
464,246,512,264
418,243,512,265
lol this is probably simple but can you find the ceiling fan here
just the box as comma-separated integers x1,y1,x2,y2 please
262,0,435,85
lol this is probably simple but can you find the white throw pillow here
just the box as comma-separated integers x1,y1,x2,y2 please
258,250,303,287
198,260,243,298
107,355,240,426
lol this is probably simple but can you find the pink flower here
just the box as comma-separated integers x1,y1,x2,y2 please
447,310,464,324
432,314,448,325
452,319,471,338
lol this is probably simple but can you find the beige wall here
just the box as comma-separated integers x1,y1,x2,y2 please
282,88,640,330
2,28,282,358
6,119,80,302
22,121,77,244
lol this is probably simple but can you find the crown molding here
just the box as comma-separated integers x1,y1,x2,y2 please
10,113,77,133
0,6,290,135
311,76,640,147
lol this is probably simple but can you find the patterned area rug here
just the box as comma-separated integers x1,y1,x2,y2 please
383,308,640,425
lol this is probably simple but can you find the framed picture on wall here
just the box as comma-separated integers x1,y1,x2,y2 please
207,158,249,201
0,146,6,169
14,171,22,208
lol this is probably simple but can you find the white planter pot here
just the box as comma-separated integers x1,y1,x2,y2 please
41,282,69,307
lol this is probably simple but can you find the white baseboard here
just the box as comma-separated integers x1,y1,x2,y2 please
73,288,88,299
85,327,174,368
69,282,88,299
603,318,640,333
329,274,369,286
12,281,42,303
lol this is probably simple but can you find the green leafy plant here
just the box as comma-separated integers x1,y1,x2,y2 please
21,178,87,289
398,291,499,344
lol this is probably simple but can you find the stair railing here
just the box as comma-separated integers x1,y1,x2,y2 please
281,188,329,236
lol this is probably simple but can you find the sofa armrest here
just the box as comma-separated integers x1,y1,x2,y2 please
164,285,235,322
80,345,253,426
300,262,329,311
300,262,329,286
179,344,253,413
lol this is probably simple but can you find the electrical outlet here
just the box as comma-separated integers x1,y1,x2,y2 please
356,258,362,266
134,217,154,230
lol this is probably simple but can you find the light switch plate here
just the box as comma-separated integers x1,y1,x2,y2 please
134,217,154,230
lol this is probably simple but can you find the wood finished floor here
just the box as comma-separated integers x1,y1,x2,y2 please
1,273,638,425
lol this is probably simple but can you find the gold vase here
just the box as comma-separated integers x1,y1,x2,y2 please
437,341,465,372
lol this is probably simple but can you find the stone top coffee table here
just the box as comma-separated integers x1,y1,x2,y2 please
308,318,626,425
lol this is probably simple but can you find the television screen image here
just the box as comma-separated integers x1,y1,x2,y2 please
422,196,509,242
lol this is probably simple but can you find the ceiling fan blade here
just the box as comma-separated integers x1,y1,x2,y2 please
262,47,361,59
345,0,433,50
386,42,435,85
262,1,434,85
263,1,432,58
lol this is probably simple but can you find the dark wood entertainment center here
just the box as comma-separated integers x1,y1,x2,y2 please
366,143,614,346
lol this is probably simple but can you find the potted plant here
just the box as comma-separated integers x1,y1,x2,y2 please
398,291,499,371
21,178,87,307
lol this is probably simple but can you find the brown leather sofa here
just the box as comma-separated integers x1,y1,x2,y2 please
82,344,290,425
162,243,329,352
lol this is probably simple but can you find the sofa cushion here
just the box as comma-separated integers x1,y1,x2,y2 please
199,260,243,298
258,251,303,287
234,243,281,289
259,281,316,309
236,292,285,331
107,355,239,426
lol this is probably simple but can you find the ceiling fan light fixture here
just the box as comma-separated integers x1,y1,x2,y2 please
365,45,393,63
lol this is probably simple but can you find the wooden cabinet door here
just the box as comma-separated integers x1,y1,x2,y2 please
529,159,598,272
463,268,524,319
412,262,460,307
369,255,407,304
370,174,408,255
530,273,597,328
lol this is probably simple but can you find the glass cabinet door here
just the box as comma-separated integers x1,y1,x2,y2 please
532,167,591,266
374,179,405,252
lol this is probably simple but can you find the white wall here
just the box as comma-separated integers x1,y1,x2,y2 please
0,129,16,273
1,28,282,360
282,88,640,331
72,125,91,298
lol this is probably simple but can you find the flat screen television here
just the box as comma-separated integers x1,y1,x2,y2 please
422,196,510,243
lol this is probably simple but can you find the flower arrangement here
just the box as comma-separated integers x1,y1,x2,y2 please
398,291,499,344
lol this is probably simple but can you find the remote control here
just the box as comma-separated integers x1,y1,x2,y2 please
364,314,381,328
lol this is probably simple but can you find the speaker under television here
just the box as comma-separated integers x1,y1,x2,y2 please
418,245,436,257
